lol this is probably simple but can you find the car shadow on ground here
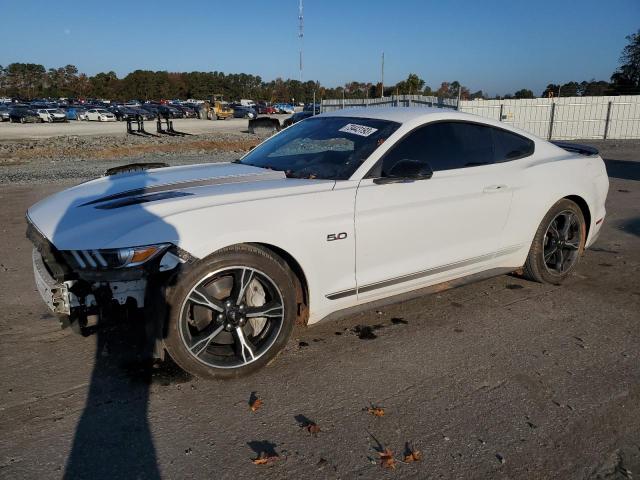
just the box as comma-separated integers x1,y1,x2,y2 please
604,159,640,181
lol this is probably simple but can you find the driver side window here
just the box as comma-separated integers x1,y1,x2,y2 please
377,121,496,177
379,126,432,177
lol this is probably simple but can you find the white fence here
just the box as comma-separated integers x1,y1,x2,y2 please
321,94,640,140
321,95,458,112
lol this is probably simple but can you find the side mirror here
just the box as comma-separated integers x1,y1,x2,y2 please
374,159,433,184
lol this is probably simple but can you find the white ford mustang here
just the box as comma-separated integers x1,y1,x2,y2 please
27,108,609,378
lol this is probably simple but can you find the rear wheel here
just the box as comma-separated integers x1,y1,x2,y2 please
523,199,586,284
164,245,297,379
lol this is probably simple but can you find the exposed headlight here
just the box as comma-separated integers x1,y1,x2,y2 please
63,244,170,270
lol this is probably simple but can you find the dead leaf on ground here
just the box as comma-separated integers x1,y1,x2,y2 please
252,452,279,465
379,448,396,469
307,423,321,435
250,398,263,412
404,449,422,463
367,406,385,417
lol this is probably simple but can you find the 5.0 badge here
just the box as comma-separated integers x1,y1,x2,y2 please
327,232,347,241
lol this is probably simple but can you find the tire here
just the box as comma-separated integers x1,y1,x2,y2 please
164,244,297,379
523,199,586,285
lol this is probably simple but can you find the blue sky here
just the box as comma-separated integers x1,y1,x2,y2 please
1,0,638,96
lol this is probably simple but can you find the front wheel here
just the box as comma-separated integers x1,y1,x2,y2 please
523,199,586,284
164,244,297,379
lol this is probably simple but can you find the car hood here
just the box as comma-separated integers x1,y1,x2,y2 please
27,162,334,250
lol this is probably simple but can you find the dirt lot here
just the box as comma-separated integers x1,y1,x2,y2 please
0,118,280,184
0,117,280,140
0,135,638,479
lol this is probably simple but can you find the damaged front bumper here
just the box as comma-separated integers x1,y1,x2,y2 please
26,219,188,331
33,248,77,315
32,247,148,318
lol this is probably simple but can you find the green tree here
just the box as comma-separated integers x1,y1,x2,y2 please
4,63,46,98
395,73,425,95
581,80,611,96
559,81,580,97
611,30,640,94
514,88,534,99
89,71,119,99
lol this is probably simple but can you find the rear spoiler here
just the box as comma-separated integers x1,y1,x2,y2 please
551,141,599,157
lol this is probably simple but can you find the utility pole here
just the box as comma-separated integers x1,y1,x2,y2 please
381,51,385,98
298,0,304,83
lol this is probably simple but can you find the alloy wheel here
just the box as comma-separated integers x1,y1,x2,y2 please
543,210,582,274
179,266,285,369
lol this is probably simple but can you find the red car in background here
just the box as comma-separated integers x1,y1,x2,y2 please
257,103,277,114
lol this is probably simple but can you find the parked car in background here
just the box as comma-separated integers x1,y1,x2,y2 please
257,103,277,115
303,103,321,114
64,106,86,120
232,106,257,119
283,110,314,128
108,105,140,121
36,108,68,123
183,103,205,118
140,104,161,117
0,104,10,122
130,107,156,120
9,106,40,123
158,105,184,118
85,108,116,121
172,104,197,118
274,103,295,114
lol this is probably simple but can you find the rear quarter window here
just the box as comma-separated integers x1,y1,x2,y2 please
492,128,534,162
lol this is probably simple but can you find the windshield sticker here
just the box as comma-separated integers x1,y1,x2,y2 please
339,123,378,137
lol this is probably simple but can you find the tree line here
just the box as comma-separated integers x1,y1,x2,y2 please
1,30,637,102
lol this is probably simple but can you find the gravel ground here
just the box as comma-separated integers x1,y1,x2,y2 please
0,138,638,479
0,131,266,184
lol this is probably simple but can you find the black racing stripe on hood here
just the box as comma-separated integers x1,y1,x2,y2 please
93,191,193,210
80,170,286,208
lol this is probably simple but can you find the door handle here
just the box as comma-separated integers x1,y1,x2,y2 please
483,184,508,193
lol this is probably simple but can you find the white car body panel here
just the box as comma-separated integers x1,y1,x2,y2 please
27,108,609,325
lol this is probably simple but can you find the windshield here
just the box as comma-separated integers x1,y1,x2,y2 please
239,116,400,180
96,109,109,113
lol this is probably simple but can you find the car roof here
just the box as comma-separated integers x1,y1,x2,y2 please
317,106,477,123
316,106,541,141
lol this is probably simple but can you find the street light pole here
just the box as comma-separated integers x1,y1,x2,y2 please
381,51,384,99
